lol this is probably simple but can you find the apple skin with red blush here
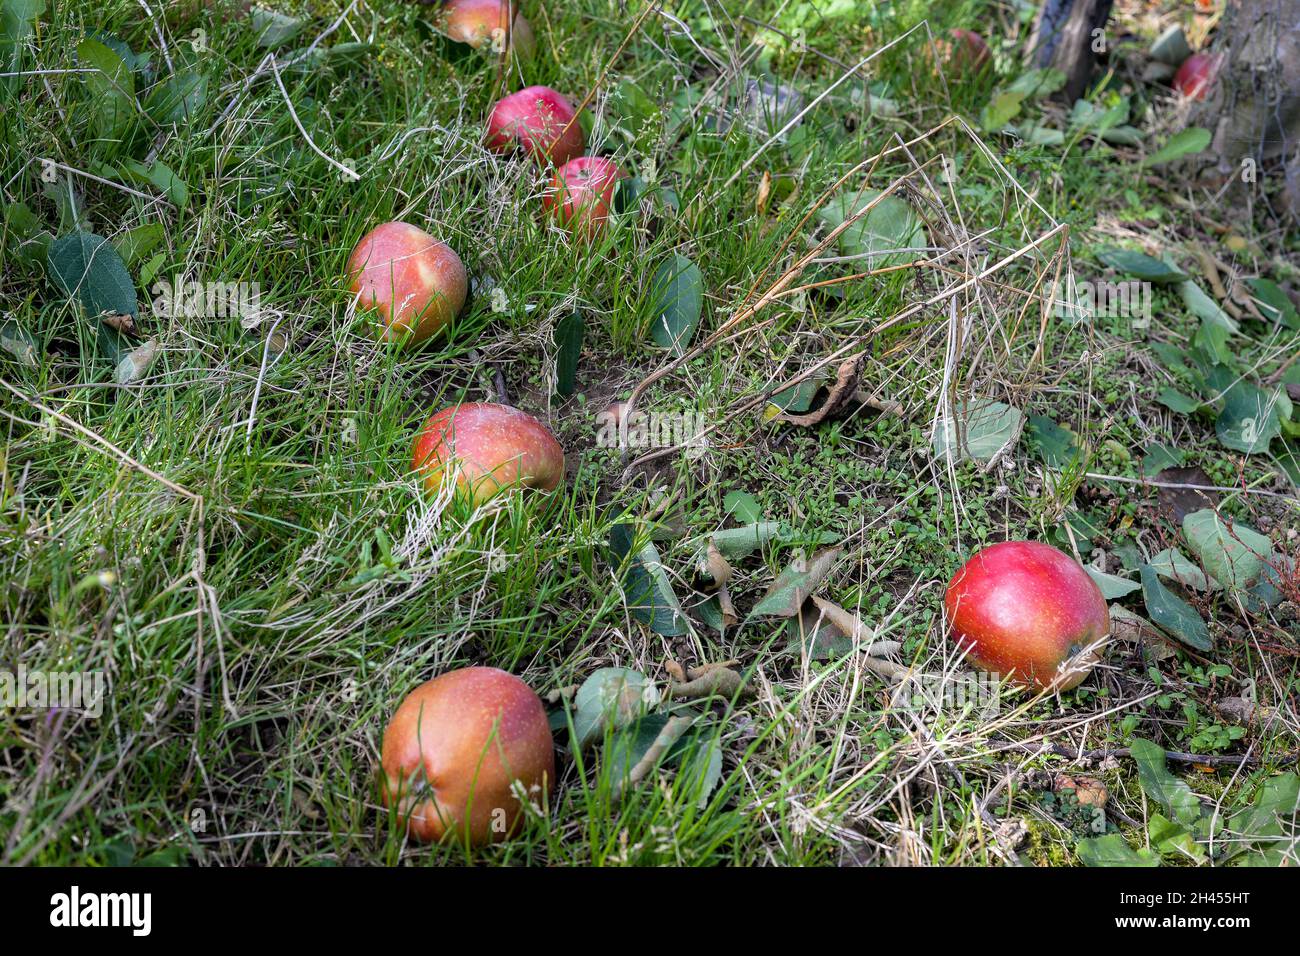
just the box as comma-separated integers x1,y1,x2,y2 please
380,667,555,846
1173,52,1221,100
438,0,535,61
944,540,1110,692
485,86,585,167
543,156,626,240
346,221,468,347
412,402,565,506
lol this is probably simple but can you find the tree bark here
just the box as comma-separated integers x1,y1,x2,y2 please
1189,0,1300,220
1027,0,1115,102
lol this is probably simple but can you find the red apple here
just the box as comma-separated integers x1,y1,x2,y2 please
542,156,626,240
485,85,585,167
413,401,564,506
438,0,535,61
944,540,1109,692
1174,52,1221,100
346,221,468,347
948,29,991,72
380,667,555,846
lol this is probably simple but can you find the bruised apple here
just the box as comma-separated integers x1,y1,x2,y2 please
1173,52,1221,100
437,0,535,61
381,667,555,846
944,540,1109,692
413,402,564,506
347,222,467,347
542,156,626,240
485,86,584,166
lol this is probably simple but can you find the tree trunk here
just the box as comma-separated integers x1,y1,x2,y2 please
1027,0,1115,102
1189,0,1300,220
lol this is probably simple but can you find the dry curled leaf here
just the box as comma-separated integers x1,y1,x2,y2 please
666,660,753,700
775,356,861,427
696,540,732,589
756,170,772,216
102,312,140,337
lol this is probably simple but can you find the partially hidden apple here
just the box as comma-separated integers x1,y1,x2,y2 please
944,540,1109,692
542,156,626,240
347,221,468,347
948,29,991,72
1173,52,1221,100
380,666,555,846
437,0,535,61
485,85,585,166
413,402,564,506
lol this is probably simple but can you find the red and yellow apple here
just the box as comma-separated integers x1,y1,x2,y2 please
346,221,468,347
944,540,1109,692
542,156,626,240
380,666,555,846
1173,52,1221,100
485,85,584,167
413,402,564,506
437,0,535,61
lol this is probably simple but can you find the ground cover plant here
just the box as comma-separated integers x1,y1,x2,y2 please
1,0,1297,866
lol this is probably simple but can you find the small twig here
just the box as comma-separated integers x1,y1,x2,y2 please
268,55,359,181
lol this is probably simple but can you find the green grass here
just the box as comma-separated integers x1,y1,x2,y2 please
1,0,1297,866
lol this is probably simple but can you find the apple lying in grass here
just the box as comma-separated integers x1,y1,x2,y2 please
485,85,585,166
381,667,555,846
948,29,991,71
944,540,1109,692
543,156,626,239
437,0,535,61
347,221,468,347
413,402,564,506
1174,52,1221,100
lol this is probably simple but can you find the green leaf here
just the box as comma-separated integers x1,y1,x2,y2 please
1182,509,1272,590
1224,773,1299,861
1181,280,1238,332
1148,548,1217,591
1130,738,1202,827
572,667,656,751
1025,414,1078,467
933,398,1024,462
553,311,583,397
706,521,786,561
119,158,189,208
1156,387,1200,415
1085,566,1140,599
0,320,39,367
1142,441,1185,474
1077,833,1160,867
251,7,305,48
980,90,1025,131
751,546,841,618
1148,812,1207,863
1248,278,1300,330
1096,247,1185,284
723,490,763,524
1215,381,1282,454
609,523,689,636
110,222,165,266
816,187,927,270
677,733,723,808
76,37,136,143
647,253,703,355
48,230,138,319
143,69,208,125
1005,68,1066,99
1140,564,1211,651
1142,127,1211,168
